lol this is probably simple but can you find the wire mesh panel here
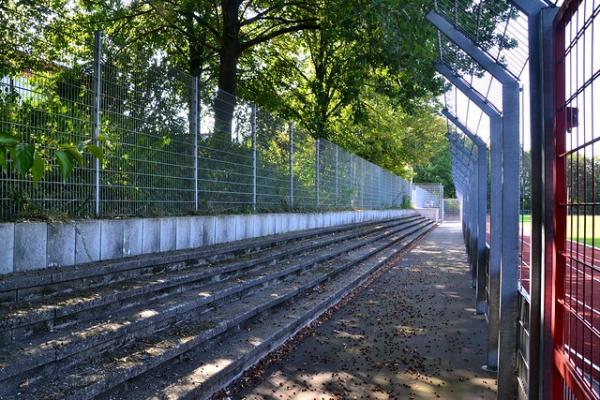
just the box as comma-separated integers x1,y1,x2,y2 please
318,139,338,208
198,90,254,213
255,111,291,211
337,148,353,209
0,19,96,219
99,63,196,217
361,159,374,208
519,148,532,297
413,183,444,217
347,155,358,208
291,128,316,209
444,198,461,221
552,0,600,398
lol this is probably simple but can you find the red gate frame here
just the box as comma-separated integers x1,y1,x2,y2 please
551,1,599,398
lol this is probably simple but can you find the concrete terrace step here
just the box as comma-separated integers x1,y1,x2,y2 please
16,220,435,400
0,217,418,344
110,224,435,400
0,217,412,303
0,217,430,397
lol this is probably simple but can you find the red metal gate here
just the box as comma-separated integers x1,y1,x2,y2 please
552,0,600,398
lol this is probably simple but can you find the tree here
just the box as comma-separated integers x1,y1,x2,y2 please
83,0,319,141
0,0,103,195
238,0,448,181
243,0,444,140
413,142,455,198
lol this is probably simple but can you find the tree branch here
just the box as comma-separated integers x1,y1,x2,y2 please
240,22,319,51
191,12,220,38
240,0,316,27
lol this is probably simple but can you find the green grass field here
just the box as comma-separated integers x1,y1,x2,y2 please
520,214,600,247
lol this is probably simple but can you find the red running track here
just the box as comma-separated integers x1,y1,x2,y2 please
482,218,598,396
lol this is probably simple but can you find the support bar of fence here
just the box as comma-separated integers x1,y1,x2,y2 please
316,138,320,207
445,111,489,313
289,123,294,208
251,104,257,211
539,8,559,398
92,31,103,217
192,77,199,211
434,63,503,379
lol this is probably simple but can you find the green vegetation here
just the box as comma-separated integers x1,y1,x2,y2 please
1,1,453,177
0,0,518,217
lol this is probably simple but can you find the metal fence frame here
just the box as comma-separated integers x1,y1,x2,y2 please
431,1,600,399
550,1,600,398
0,30,438,220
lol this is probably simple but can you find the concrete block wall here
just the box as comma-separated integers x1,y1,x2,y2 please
0,209,418,275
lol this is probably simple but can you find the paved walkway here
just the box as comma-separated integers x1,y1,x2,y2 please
232,222,497,400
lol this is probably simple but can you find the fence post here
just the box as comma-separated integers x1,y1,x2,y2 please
335,146,339,207
360,159,365,208
289,123,294,208
349,153,353,207
192,76,199,211
540,8,559,398
316,138,320,207
439,183,444,221
251,104,257,211
92,31,103,217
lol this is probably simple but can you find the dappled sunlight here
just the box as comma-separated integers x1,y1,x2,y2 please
248,337,264,346
333,330,365,341
238,225,497,399
395,325,427,336
138,309,159,319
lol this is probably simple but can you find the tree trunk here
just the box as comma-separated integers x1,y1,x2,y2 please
186,9,203,138
213,0,240,144
312,31,330,140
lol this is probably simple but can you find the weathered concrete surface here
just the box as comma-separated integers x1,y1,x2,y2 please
236,222,496,400
0,224,14,274
1,210,419,274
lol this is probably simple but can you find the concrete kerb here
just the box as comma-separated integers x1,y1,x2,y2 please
159,218,177,252
47,222,76,267
75,220,101,265
0,224,14,274
14,223,47,272
0,209,420,274
175,217,191,250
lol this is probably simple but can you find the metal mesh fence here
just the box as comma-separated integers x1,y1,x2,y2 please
0,30,435,221
198,89,254,213
444,198,461,221
99,63,197,217
291,128,317,210
412,182,445,218
256,110,290,211
0,19,97,218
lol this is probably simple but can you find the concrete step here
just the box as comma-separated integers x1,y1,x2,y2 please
14,220,435,400
0,218,418,345
0,218,430,397
0,217,408,305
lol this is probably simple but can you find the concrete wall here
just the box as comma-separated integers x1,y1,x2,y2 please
0,209,418,275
